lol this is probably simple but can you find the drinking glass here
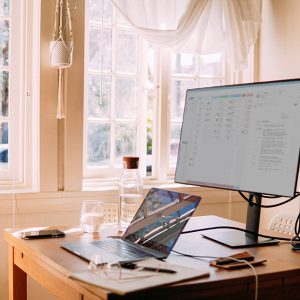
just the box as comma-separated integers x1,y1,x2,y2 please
80,200,105,233
88,254,156,281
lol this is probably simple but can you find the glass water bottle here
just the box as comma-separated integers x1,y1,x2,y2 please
118,156,143,231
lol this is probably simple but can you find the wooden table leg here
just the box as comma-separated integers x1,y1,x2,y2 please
8,245,27,300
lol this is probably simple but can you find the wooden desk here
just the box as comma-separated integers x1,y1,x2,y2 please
5,216,300,300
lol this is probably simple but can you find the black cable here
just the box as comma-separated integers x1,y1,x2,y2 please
238,191,300,208
172,249,217,259
260,195,281,199
291,211,300,249
239,192,280,201
295,211,300,236
239,191,249,202
182,226,291,241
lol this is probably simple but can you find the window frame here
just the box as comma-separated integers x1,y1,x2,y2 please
0,0,39,192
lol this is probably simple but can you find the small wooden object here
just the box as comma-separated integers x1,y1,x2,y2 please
210,251,267,269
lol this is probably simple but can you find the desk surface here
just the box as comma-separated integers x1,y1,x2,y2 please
5,215,300,300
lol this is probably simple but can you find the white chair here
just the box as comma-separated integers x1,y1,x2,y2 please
103,203,118,224
269,214,297,236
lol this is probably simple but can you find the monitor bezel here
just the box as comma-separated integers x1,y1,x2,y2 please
175,78,300,198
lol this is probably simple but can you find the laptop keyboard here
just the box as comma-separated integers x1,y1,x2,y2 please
91,239,154,260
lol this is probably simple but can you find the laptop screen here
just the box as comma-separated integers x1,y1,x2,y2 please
122,188,201,255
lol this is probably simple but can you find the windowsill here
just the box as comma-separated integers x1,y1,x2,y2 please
0,180,247,216
82,178,185,192
82,177,230,194
0,178,246,208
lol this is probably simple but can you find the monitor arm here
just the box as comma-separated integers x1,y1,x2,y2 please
245,193,262,240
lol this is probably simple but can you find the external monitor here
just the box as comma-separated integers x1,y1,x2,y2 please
175,79,300,247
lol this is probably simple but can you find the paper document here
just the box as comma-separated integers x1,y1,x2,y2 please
70,258,209,295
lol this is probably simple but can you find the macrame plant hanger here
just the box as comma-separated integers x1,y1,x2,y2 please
49,0,73,119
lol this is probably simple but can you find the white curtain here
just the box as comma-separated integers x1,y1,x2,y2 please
112,0,261,70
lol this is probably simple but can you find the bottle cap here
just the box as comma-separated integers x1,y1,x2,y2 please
123,156,139,169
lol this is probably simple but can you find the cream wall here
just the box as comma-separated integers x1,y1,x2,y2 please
259,0,300,229
40,0,84,192
259,0,300,80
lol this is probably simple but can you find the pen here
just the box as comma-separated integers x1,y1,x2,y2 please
141,266,177,274
120,262,177,274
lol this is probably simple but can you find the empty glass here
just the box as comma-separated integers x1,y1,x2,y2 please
80,200,105,233
88,254,156,281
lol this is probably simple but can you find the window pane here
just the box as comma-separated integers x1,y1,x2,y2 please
0,71,9,116
0,121,8,143
0,0,9,16
115,78,137,119
0,2,9,170
199,78,224,88
169,124,181,166
199,53,222,76
89,28,112,71
170,79,194,120
147,45,155,83
88,0,112,25
88,74,111,118
116,31,137,74
146,101,153,176
0,20,9,66
0,121,8,168
87,123,110,166
116,9,130,27
146,45,155,176
102,30,112,71
171,53,195,74
115,123,136,165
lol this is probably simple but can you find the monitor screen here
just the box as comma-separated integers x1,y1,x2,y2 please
175,79,300,197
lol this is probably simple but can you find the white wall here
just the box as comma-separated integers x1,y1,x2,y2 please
259,0,300,229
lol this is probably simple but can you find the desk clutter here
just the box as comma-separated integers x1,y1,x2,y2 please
69,258,209,295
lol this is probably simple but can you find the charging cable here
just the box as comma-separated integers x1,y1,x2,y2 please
172,249,258,300
181,226,291,241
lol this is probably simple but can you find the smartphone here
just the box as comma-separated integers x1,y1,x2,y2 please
20,229,65,239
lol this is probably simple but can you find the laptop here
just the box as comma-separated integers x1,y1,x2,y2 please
61,188,201,264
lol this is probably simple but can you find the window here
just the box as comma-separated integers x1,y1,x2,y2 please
0,0,11,173
0,0,38,191
84,0,147,181
84,1,239,186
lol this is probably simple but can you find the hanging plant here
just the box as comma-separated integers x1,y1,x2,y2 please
49,0,74,119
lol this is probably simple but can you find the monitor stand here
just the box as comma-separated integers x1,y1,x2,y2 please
202,193,279,248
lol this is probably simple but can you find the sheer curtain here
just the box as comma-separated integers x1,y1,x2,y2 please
112,0,261,70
